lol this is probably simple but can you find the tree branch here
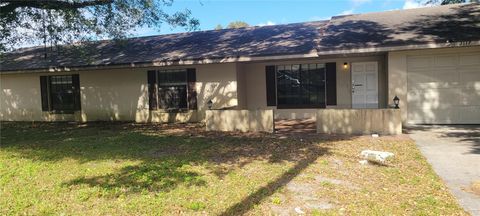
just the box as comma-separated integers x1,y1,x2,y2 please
1,0,114,14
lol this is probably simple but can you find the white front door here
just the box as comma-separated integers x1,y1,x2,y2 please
352,62,378,108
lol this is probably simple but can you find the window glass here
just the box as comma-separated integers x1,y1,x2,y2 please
291,64,300,71
50,75,75,111
157,69,188,109
276,64,326,108
158,69,187,86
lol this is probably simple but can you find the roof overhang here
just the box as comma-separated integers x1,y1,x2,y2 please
1,41,479,74
317,40,480,56
0,52,318,74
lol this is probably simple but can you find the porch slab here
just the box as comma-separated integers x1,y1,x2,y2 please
275,119,316,134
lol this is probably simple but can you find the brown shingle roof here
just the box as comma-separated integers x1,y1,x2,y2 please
318,3,480,51
1,3,479,72
0,21,326,71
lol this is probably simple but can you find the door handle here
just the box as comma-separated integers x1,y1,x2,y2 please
354,84,363,86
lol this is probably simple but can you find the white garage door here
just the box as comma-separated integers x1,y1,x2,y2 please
407,52,480,124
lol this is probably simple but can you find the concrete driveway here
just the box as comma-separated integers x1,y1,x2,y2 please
407,125,480,215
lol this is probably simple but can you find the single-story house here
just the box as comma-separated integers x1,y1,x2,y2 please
1,3,479,128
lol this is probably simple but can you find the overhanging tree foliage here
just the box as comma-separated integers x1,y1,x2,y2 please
226,21,249,29
214,21,249,30
0,0,199,51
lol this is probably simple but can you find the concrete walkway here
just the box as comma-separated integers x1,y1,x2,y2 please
407,125,480,215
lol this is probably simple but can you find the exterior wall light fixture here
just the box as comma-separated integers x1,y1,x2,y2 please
207,99,213,110
393,96,400,109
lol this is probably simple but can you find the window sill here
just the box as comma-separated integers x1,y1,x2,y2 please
43,110,76,114
151,109,191,113
277,104,326,109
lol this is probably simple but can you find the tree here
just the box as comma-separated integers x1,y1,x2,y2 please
226,21,249,29
0,0,200,51
424,0,478,5
214,24,223,30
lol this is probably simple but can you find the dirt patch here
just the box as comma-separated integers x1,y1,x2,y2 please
314,176,359,190
267,172,361,214
464,181,480,196
472,181,480,196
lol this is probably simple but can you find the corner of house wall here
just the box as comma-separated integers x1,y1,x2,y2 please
236,63,247,109
387,52,408,123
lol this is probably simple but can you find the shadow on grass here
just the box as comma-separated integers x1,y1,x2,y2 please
1,122,345,213
65,161,207,194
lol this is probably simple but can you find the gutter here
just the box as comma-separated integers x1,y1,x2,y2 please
0,52,319,74
316,40,480,56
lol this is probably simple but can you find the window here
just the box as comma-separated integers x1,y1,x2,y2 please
148,68,197,111
158,69,188,109
50,76,75,111
40,74,81,113
276,64,326,108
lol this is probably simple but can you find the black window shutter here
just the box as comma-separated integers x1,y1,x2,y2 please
186,68,197,110
326,62,337,106
265,65,276,106
40,76,50,111
72,74,81,111
147,70,158,110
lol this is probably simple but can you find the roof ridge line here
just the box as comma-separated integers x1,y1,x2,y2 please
330,2,474,19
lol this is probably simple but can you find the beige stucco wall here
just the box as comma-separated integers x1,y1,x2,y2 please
1,54,393,122
241,55,388,117
205,109,274,132
317,109,402,135
1,55,389,122
1,73,42,121
195,63,238,114
0,72,82,121
79,68,147,121
236,63,247,109
0,63,239,122
387,46,480,123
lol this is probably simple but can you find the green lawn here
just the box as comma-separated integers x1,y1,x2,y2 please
0,122,466,215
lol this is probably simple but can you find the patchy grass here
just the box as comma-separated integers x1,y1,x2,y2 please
0,122,466,215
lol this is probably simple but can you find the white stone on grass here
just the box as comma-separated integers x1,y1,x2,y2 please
359,160,369,165
294,207,305,214
360,150,394,163
371,133,379,138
